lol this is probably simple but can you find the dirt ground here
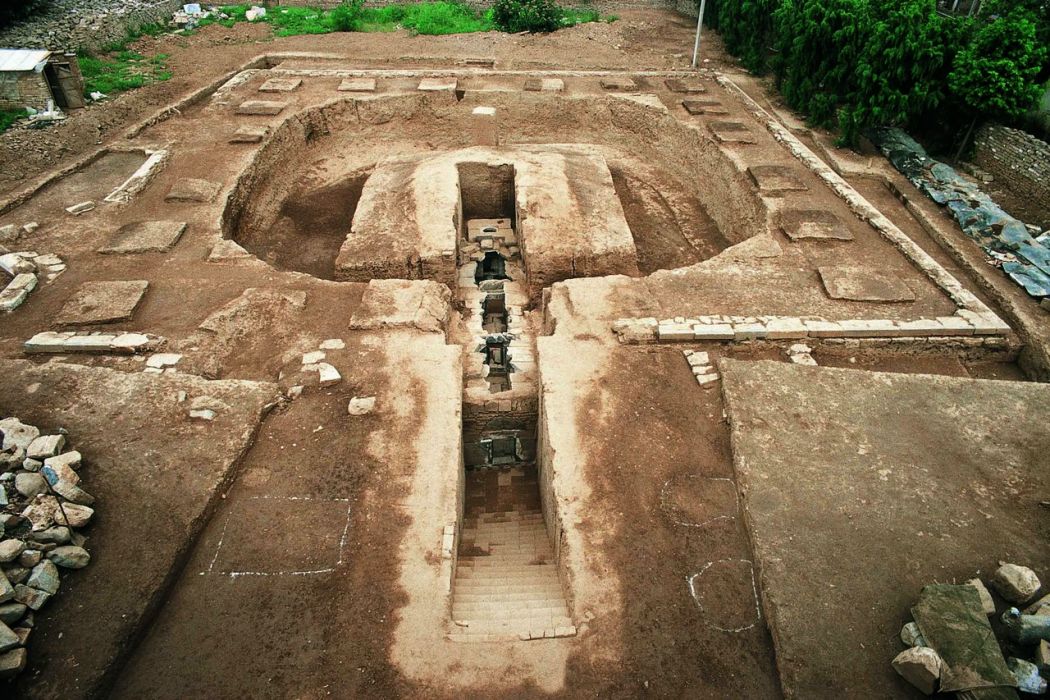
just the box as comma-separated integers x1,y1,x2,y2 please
0,7,1045,700
0,10,733,197
721,360,1050,698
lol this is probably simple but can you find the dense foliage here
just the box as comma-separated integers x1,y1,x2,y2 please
492,0,562,32
702,0,1050,146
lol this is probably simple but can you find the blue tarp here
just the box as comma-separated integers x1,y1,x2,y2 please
872,127,1050,298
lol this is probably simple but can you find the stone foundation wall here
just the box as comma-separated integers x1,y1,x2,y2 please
972,125,1050,217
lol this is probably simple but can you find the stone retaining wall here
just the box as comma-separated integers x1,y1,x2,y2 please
0,0,183,52
973,125,1050,216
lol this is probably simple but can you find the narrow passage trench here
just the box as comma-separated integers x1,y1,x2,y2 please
450,203,573,640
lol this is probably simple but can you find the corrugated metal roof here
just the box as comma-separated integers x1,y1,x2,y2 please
0,49,51,73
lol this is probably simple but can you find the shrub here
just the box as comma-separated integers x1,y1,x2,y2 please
492,0,561,33
328,0,364,31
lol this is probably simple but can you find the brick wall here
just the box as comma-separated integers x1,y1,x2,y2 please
973,125,1050,214
0,71,53,112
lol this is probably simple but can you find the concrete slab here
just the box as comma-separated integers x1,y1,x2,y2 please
819,265,917,302
229,125,268,143
165,178,221,203
599,77,638,91
337,77,376,92
56,280,149,325
665,78,707,93
235,100,287,115
779,209,854,241
709,121,757,144
417,77,457,92
747,165,808,194
682,99,728,116
523,78,564,92
721,360,1050,699
97,220,187,254
0,360,277,698
258,77,302,92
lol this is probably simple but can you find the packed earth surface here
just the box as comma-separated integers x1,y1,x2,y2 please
0,7,1048,699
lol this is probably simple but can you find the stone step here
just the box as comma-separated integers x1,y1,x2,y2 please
453,598,569,614
452,590,563,603
453,581,563,594
453,605,569,621
457,564,558,576
450,616,575,634
458,559,556,569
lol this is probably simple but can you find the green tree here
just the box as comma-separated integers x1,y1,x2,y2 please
839,0,948,142
772,0,869,127
717,0,779,72
947,9,1047,120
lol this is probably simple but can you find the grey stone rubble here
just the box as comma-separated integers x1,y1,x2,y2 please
0,417,94,680
682,350,719,387
895,565,1048,695
0,0,183,52
873,127,1050,299
0,252,66,313
612,310,1009,344
24,331,160,354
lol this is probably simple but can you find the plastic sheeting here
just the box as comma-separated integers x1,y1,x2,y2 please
873,127,1050,298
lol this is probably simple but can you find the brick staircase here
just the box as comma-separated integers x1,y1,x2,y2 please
451,508,576,642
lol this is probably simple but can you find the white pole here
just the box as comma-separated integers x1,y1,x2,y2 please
691,0,707,69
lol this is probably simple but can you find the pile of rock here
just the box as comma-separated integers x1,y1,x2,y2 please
0,251,64,314
892,563,1048,696
0,0,184,52
0,417,93,680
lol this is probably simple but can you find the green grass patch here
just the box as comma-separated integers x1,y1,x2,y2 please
199,2,609,36
78,50,172,96
0,109,25,133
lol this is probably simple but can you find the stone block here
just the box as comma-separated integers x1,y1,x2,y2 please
682,99,727,116
599,77,637,91
693,324,735,340
56,280,149,325
818,266,917,303
523,78,564,92
337,78,376,92
235,100,287,115
803,319,842,337
733,322,767,340
665,78,706,93
98,221,187,255
764,317,808,339
65,201,95,216
165,178,221,203
747,165,808,195
934,316,975,336
709,121,757,144
229,125,269,143
417,78,457,92
657,323,693,342
258,77,301,93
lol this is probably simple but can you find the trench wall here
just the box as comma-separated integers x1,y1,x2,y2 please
223,89,766,289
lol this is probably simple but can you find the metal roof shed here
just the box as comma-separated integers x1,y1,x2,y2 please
0,48,85,112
